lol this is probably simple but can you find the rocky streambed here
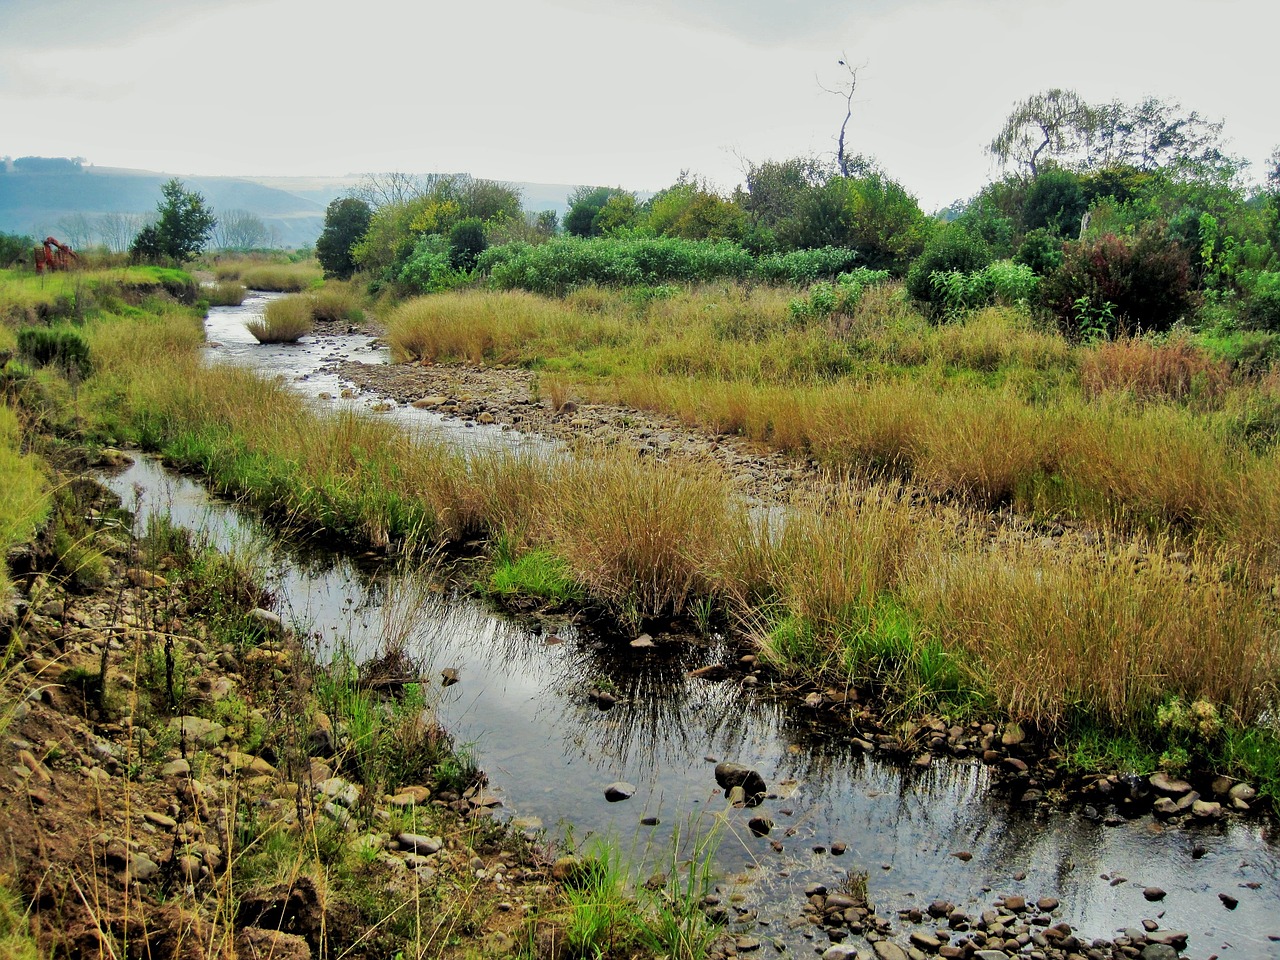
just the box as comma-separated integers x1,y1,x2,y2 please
188,294,1280,958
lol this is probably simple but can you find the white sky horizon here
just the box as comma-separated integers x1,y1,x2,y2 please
2,0,1276,212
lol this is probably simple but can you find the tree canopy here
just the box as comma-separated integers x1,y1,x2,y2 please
130,178,216,263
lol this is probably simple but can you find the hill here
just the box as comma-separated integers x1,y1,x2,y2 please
0,160,586,250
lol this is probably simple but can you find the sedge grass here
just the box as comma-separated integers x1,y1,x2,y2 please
64,302,1280,764
205,280,247,307
240,262,322,292
245,295,314,343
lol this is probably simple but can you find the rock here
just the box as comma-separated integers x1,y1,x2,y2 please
144,811,177,830
640,816,660,826
630,634,654,648
1142,886,1166,902
440,667,460,686
551,855,584,882
1036,897,1059,912
169,715,226,747
127,852,160,883
748,816,773,836
713,762,766,799
1228,782,1257,803
604,782,636,802
823,946,862,960
873,941,910,960
1191,799,1222,819
308,713,334,757
390,786,431,807
909,931,943,950
1000,723,1025,747
1145,930,1188,949
396,833,442,855
317,777,360,808
735,936,761,952
928,901,955,918
1219,892,1239,909
228,752,276,777
1149,771,1193,794
951,851,972,862
412,395,449,408
1003,895,1026,911
477,412,495,425
248,607,285,637
1152,797,1179,817
237,928,311,960
1140,945,1180,960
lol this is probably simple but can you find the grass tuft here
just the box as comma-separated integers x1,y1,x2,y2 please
246,296,314,343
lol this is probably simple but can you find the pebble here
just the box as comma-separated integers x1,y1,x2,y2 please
603,782,636,802
1143,886,1166,902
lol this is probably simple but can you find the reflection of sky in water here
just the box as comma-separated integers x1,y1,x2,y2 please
108,382,1280,959
203,294,550,457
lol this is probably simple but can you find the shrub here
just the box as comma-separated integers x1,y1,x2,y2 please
905,225,993,308
1040,229,1197,338
315,197,372,279
756,246,860,285
245,296,313,343
984,260,1040,306
448,217,487,271
308,283,361,322
17,326,91,377
788,268,891,321
399,234,473,293
1014,227,1065,275
0,232,33,268
1240,271,1280,332
487,237,754,294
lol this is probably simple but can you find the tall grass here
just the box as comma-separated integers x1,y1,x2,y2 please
65,303,1280,758
246,296,313,343
0,403,48,608
239,262,322,292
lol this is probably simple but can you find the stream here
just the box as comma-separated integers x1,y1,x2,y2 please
116,293,1280,958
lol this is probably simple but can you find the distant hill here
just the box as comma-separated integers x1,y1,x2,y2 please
0,160,590,251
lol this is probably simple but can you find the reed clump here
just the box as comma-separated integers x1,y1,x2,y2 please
240,262,322,292
245,296,313,343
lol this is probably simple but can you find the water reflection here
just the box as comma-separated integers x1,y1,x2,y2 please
105,456,1280,959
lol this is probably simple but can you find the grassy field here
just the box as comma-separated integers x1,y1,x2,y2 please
386,284,1280,573
3,267,1278,797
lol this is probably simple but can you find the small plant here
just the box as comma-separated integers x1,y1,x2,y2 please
246,295,313,343
17,326,92,378
205,281,247,306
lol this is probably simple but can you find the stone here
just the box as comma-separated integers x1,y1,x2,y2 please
873,941,910,960
127,852,161,883
169,715,226,747
630,634,655,648
951,851,972,862
1191,799,1222,818
412,395,449,408
144,811,177,830
1140,946,1179,960
822,947,862,960
1000,723,1025,747
396,833,442,855
1142,886,1166,902
1149,771,1193,794
1035,897,1059,913
1003,895,1026,911
1228,782,1257,803
1219,892,1239,909
604,782,636,802
440,667,460,686
477,412,495,425
748,816,773,836
247,607,285,637
237,928,311,960
713,762,767,799
551,855,584,882
317,777,360,808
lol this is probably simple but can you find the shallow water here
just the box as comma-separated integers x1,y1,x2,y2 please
106,449,1280,960
106,293,1280,957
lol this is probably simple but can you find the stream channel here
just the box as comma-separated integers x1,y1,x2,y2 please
108,292,1280,958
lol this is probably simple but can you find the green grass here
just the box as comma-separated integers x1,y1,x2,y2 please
246,295,313,343
0,403,48,608
485,540,584,605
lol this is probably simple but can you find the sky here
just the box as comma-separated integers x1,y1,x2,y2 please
2,0,1277,211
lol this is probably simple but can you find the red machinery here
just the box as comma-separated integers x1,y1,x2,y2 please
33,236,79,273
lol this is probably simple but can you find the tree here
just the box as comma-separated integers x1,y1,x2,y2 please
130,178,216,262
214,209,268,250
988,88,1098,176
564,186,633,237
820,55,863,177
352,171,426,208
1086,97,1227,172
316,197,372,279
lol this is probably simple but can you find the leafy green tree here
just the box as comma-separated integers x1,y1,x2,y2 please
130,178,216,263
564,187,632,237
0,231,33,267
989,89,1098,176
448,217,487,270
1023,167,1088,237
316,198,372,279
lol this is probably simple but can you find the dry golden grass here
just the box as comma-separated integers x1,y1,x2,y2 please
246,296,313,343
308,281,361,322
240,262,322,292
205,281,247,307
910,537,1278,728
1081,334,1231,403
932,307,1070,372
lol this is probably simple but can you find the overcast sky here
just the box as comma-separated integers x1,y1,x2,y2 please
2,0,1276,210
